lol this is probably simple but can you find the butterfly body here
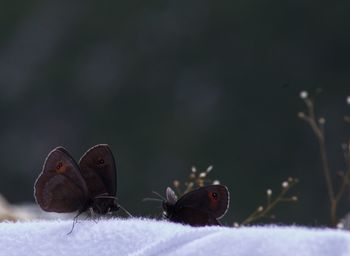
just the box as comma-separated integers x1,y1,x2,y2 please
90,196,119,214
162,185,229,226
34,144,119,215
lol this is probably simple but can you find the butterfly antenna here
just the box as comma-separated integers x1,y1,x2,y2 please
94,195,118,200
152,191,166,201
142,197,163,202
118,203,133,217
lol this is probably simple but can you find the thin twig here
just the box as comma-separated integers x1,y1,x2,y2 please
299,91,350,226
240,178,298,226
300,99,334,202
335,140,350,203
173,166,218,196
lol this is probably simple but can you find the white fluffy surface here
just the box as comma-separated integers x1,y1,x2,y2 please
1,218,350,256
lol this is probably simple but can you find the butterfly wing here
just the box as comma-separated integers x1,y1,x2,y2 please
78,144,117,197
34,147,89,213
169,207,220,226
174,185,229,220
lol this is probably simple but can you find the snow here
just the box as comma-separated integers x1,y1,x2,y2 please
0,218,349,256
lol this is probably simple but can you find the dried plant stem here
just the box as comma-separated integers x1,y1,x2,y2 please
299,96,350,226
240,178,298,226
335,140,350,203
173,166,218,196
241,192,286,225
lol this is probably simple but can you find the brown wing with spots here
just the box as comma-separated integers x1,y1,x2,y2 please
34,147,88,213
78,144,117,197
174,185,229,219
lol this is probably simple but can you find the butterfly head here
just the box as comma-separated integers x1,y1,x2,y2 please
162,187,178,218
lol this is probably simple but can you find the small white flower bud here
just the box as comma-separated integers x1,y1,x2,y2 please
347,96,350,105
282,181,289,188
266,189,272,196
191,166,197,173
173,180,180,188
257,206,264,212
212,180,220,185
298,112,305,118
318,117,325,124
206,165,213,173
199,172,207,178
300,91,308,99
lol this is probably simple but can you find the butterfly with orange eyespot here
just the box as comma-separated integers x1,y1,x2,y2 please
162,185,229,226
34,144,121,225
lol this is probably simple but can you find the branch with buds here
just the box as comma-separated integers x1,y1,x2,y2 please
234,177,298,227
172,166,220,196
298,90,350,227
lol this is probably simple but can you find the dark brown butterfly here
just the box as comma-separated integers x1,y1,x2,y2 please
162,185,229,226
34,144,119,217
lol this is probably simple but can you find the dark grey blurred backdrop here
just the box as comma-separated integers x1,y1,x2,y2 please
1,0,350,225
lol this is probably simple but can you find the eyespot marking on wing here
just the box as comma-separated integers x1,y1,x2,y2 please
55,162,67,174
208,191,219,209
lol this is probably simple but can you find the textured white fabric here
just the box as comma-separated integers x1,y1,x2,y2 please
0,218,349,256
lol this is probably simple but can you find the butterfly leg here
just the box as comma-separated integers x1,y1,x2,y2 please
87,207,99,223
118,203,133,217
67,211,82,235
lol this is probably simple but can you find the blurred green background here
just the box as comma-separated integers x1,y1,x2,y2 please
1,0,350,225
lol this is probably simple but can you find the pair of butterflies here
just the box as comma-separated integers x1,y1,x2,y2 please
34,144,230,226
